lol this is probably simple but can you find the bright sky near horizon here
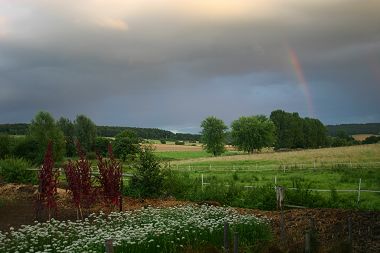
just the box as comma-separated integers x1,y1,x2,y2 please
0,0,379,133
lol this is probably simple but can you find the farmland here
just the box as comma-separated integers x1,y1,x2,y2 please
1,143,380,252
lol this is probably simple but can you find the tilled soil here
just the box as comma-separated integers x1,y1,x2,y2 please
0,183,379,252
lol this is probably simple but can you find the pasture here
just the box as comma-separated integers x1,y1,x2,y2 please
157,144,380,211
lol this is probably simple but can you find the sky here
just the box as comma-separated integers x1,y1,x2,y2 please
0,0,379,133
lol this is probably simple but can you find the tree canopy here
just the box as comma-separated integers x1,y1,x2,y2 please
113,130,141,162
28,111,66,163
200,116,228,156
74,115,97,152
231,115,275,153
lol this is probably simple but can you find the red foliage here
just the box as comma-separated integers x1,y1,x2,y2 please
64,142,94,219
37,141,59,220
97,144,122,208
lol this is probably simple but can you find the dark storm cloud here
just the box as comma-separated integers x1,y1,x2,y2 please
0,0,379,132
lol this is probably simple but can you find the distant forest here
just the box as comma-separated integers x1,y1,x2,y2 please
0,123,201,141
2,122,380,141
326,123,380,136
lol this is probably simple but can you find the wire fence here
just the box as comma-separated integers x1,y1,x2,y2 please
171,161,380,173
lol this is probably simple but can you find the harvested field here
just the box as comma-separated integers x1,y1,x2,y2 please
152,144,236,152
173,143,380,165
352,134,379,141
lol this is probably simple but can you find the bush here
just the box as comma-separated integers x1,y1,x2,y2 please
175,141,185,145
160,139,166,144
0,157,36,184
129,146,164,197
13,137,39,163
94,137,110,156
0,134,11,159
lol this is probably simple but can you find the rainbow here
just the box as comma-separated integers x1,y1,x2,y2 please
288,48,315,118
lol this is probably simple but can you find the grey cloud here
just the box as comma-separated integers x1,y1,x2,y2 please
0,1,379,131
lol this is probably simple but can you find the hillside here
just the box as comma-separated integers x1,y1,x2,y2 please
326,123,380,136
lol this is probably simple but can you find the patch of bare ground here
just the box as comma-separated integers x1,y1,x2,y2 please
0,183,379,252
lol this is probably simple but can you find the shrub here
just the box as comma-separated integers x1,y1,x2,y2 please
160,139,166,144
0,134,11,159
0,157,36,184
64,142,94,219
13,137,39,163
175,140,185,145
37,142,59,220
97,144,122,208
94,137,110,156
129,146,163,197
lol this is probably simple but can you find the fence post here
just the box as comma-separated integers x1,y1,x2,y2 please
274,176,277,186
201,174,204,192
224,222,229,252
105,239,114,253
233,232,238,253
357,178,362,206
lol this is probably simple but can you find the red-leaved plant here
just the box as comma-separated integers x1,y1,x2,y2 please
37,141,59,220
97,144,122,209
64,142,93,219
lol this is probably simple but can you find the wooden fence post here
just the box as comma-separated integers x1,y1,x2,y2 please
224,222,229,252
105,239,114,253
233,232,238,253
357,178,362,206
201,174,204,192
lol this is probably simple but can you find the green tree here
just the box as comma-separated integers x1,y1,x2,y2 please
0,134,11,159
113,130,140,161
200,116,228,156
57,117,76,157
74,115,97,152
270,110,304,149
231,115,275,153
130,145,163,197
29,111,65,163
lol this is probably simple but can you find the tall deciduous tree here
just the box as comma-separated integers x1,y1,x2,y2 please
231,115,275,153
74,115,97,152
113,130,140,161
29,111,65,163
57,117,76,157
200,116,228,156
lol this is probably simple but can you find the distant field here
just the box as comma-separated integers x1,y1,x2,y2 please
151,143,236,152
155,150,243,160
351,134,379,141
172,144,380,166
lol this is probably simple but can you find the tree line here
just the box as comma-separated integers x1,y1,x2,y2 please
0,123,201,141
200,110,379,156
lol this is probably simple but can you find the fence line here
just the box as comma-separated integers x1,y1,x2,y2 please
200,174,380,194
172,161,380,173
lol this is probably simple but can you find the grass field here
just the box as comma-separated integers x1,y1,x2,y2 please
160,144,380,210
172,143,380,166
155,150,243,160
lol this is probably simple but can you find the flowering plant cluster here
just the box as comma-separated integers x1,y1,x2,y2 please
0,205,271,253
